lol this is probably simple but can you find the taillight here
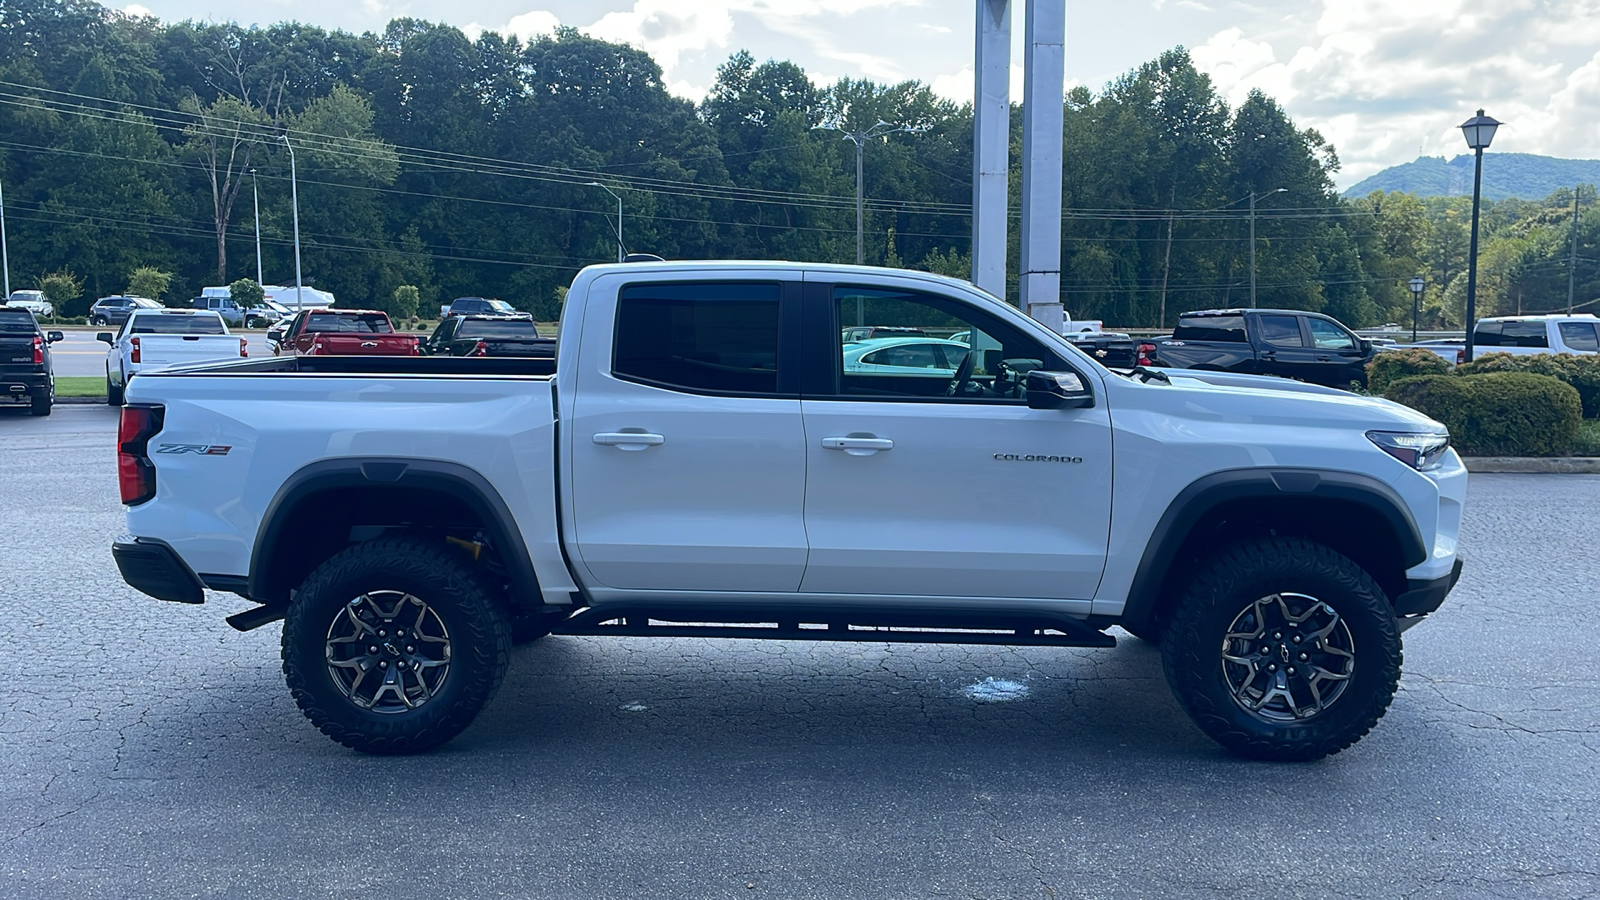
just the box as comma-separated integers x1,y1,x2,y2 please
240,338,249,358
473,340,488,357
32,335,43,365
130,336,141,364
117,405,164,506
1136,341,1155,367
1455,349,1465,365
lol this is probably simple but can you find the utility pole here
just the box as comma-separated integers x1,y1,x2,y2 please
1018,0,1066,331
1248,188,1286,308
971,0,1011,301
251,168,263,287
1569,185,1581,315
586,182,624,263
0,176,9,301
1159,196,1174,328
279,135,304,311
815,120,916,266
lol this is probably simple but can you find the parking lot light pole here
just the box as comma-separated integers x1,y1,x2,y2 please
1459,109,1500,362
1408,276,1425,342
279,135,305,312
0,176,10,300
1249,188,1287,308
586,182,624,263
251,168,263,287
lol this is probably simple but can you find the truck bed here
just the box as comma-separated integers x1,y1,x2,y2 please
152,354,559,378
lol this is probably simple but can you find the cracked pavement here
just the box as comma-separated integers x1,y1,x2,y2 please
2,405,1598,899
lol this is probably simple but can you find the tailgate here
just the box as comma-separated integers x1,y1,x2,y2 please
0,336,37,366
134,335,243,368
313,334,418,355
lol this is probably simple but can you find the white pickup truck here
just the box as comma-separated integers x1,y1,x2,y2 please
1388,314,1600,363
111,261,1466,761
98,309,247,405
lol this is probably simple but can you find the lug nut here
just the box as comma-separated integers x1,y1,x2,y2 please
1268,664,1277,671
1300,653,1309,661
1288,667,1296,675
378,629,387,637
406,645,415,653
1293,635,1301,643
1274,632,1282,639
379,661,387,669
369,645,379,654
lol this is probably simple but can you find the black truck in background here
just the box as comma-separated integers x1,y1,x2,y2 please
1150,308,1378,388
0,307,64,416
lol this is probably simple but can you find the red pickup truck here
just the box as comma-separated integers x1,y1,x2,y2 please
274,309,420,357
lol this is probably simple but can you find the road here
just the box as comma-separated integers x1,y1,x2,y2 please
45,329,277,378
2,405,1597,899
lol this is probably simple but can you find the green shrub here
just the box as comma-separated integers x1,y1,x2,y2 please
38,270,85,317
1384,372,1581,457
1456,352,1600,419
126,266,173,303
1367,348,1451,394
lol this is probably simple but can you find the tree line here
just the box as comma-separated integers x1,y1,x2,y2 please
0,0,1593,326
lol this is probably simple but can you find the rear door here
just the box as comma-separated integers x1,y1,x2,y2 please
1253,313,1318,379
567,275,809,593
797,278,1112,602
1557,320,1599,354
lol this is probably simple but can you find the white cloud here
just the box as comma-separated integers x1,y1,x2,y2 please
504,10,561,41
121,3,154,15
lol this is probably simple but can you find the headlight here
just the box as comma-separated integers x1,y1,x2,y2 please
1366,431,1451,471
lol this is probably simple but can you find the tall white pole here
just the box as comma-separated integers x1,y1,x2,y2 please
972,0,1010,301
1019,0,1066,332
586,182,624,262
281,136,304,311
251,168,263,287
854,137,865,265
1249,191,1257,308
0,176,10,300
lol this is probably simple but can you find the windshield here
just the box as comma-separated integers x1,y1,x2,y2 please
306,313,393,334
486,299,517,313
459,320,541,339
0,311,38,334
129,314,227,334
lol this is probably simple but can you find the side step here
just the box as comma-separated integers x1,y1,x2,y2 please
551,604,1115,648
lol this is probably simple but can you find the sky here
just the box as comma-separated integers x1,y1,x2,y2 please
120,0,1600,188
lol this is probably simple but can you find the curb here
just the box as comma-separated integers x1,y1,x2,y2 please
56,396,109,405
1463,457,1600,474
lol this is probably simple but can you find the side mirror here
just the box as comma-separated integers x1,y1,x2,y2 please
1025,370,1094,410
46,331,64,343
1359,339,1373,353
96,332,114,344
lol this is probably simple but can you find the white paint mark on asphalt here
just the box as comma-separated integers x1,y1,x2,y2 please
962,677,1029,702
620,701,648,711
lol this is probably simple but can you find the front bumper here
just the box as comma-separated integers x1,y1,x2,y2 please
1393,556,1463,631
112,537,204,604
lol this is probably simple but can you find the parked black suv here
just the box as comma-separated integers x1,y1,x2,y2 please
89,296,162,327
442,297,524,318
1152,308,1377,388
0,307,64,416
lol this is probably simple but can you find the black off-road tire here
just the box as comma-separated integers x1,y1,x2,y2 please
30,392,51,416
510,608,569,645
106,373,123,406
282,536,512,754
1160,536,1401,762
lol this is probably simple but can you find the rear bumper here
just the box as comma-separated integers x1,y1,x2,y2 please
0,370,50,400
1393,556,1464,631
112,537,204,604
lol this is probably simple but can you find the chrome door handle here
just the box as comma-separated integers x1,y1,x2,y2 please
593,431,664,450
822,436,894,455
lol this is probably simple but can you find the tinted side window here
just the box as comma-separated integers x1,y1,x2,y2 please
1473,321,1503,346
1258,315,1304,348
1559,322,1599,352
1307,317,1356,350
614,282,782,395
1173,315,1247,342
1502,322,1549,348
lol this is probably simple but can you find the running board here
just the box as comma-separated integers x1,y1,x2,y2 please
551,604,1115,648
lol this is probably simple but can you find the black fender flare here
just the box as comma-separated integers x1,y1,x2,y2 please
248,457,541,607
1118,468,1427,634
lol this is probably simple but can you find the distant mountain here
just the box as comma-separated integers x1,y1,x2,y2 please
1344,153,1600,201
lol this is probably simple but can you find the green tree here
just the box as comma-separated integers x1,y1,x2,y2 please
127,266,173,302
180,94,275,283
392,284,420,320
228,277,265,309
37,270,84,317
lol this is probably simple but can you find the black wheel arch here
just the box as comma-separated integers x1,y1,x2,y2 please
1119,468,1427,638
248,458,542,613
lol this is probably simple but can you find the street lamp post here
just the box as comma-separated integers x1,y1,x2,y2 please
250,168,263,287
279,135,305,311
1249,188,1287,308
1459,109,1500,362
586,182,624,263
1408,276,1425,342
815,120,915,265
0,176,10,301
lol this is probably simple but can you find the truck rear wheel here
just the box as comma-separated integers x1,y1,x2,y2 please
106,372,123,406
30,392,51,416
281,537,512,754
1160,536,1401,761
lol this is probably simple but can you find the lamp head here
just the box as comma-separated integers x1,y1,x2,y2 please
1409,276,1425,293
1459,109,1500,151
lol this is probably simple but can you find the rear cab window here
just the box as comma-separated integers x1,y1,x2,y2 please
613,282,783,395
305,313,394,334
460,320,541,340
128,314,227,335
0,310,39,334
1173,315,1247,342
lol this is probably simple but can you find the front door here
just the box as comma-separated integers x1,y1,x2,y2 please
1304,316,1367,386
1254,313,1318,379
567,277,809,593
798,281,1112,601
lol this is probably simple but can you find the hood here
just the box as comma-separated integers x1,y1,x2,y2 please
1132,368,1446,433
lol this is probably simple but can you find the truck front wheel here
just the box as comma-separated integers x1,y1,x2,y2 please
281,537,512,754
1160,536,1401,761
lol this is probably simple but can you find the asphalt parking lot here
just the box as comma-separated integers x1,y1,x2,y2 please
2,405,1598,899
